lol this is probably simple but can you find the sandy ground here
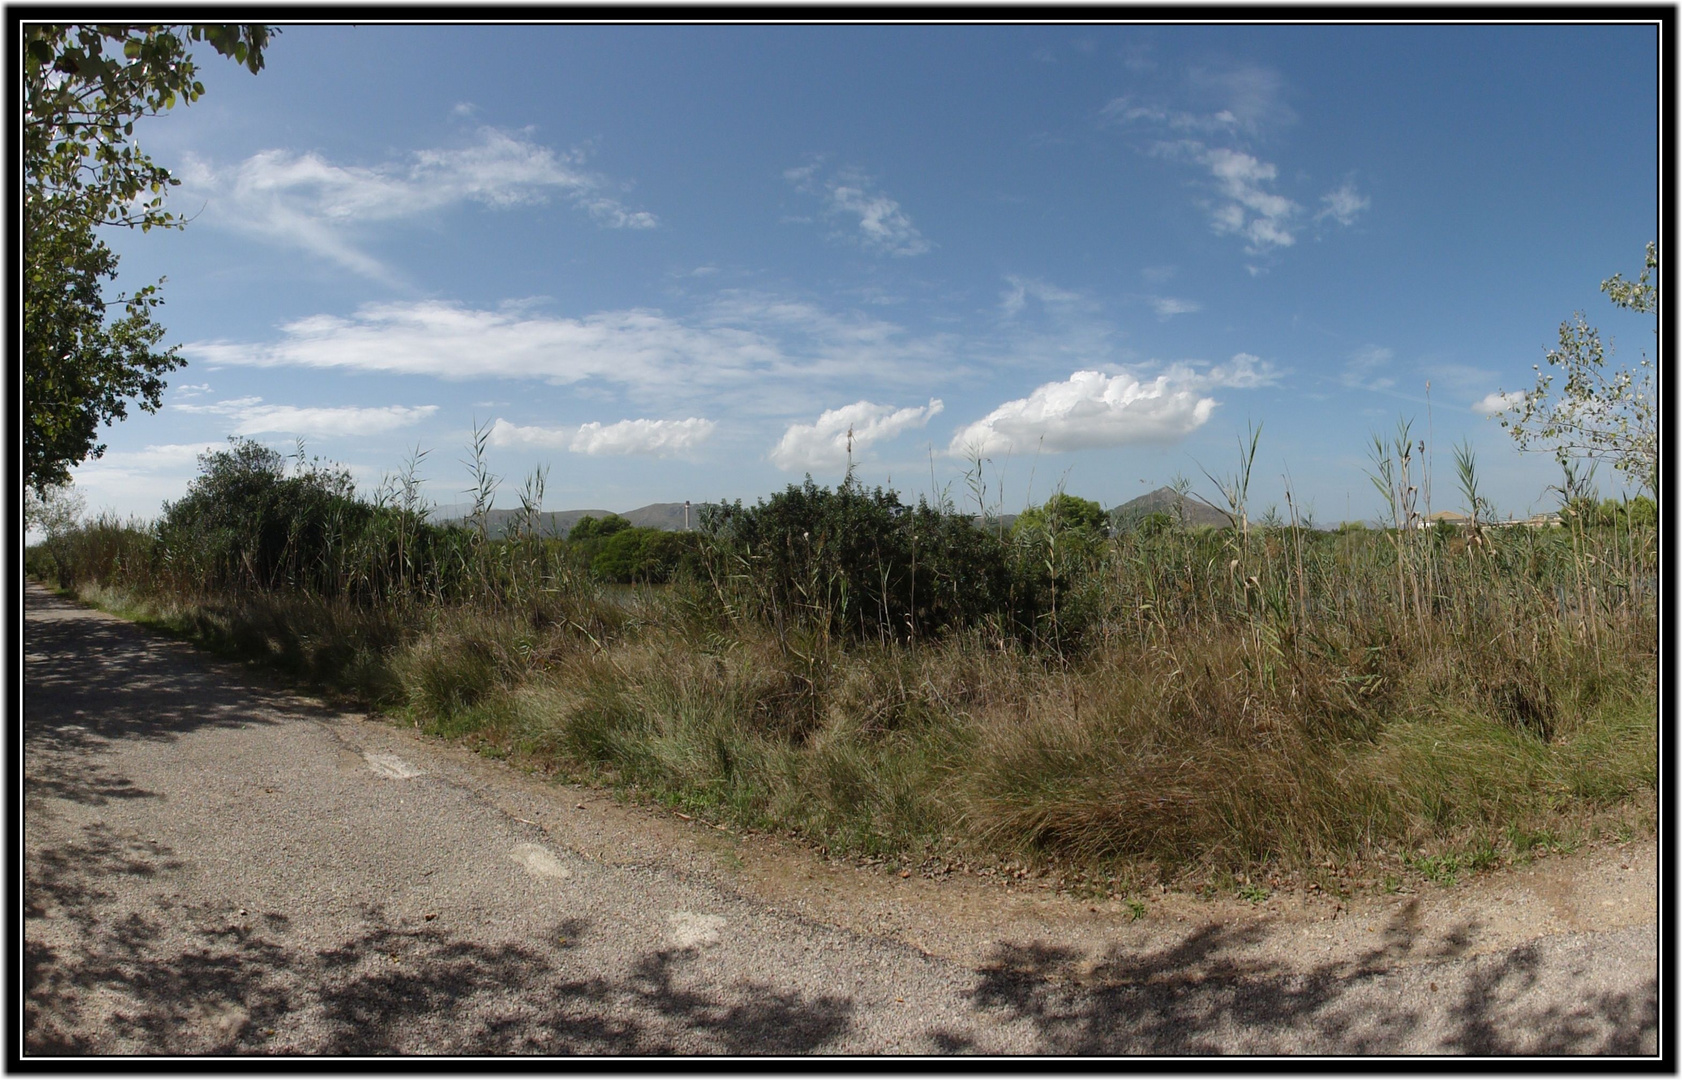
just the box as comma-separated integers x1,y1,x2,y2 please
23,582,1659,1057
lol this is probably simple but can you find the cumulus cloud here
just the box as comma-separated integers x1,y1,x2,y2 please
948,356,1276,457
950,371,1212,456
770,399,944,472
178,127,656,279
172,396,438,437
575,417,717,456
1474,390,1527,416
489,416,716,456
786,163,929,256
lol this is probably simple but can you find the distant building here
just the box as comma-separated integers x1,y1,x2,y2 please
1419,510,1471,529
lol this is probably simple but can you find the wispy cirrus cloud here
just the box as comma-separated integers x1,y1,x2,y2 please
1148,295,1201,318
785,162,930,256
949,355,1277,456
489,416,716,457
1316,180,1371,226
1340,345,1396,391
1000,275,1087,319
1103,61,1365,258
172,396,439,437
178,127,656,281
770,399,944,472
183,293,958,416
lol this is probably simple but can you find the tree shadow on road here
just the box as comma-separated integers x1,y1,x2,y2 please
24,586,348,810
967,905,1656,1055
24,826,855,1056
24,587,858,1057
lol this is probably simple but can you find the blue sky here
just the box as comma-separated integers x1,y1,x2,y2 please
72,22,1658,525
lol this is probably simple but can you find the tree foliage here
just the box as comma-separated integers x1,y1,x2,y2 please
1012,493,1109,538
23,24,273,493
1500,242,1658,495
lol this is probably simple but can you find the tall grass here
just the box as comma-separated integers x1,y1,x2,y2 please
29,434,1657,888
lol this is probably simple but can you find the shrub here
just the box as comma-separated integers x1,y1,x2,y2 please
702,477,1024,643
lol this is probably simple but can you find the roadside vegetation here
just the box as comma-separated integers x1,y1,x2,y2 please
27,429,1657,899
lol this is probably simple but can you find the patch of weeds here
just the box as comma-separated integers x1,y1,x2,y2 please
1237,882,1269,904
1506,824,1567,862
1382,873,1402,894
1464,840,1499,872
1122,897,1147,921
1407,852,1462,887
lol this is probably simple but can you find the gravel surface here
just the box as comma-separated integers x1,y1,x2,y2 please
22,582,1659,1059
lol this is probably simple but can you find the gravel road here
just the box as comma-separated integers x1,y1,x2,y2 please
22,582,1659,1058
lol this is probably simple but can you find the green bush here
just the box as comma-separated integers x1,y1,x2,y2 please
701,477,1028,643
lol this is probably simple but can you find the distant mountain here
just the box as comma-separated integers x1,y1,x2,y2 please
1109,487,1233,529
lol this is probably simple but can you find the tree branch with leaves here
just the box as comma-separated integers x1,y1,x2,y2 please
23,24,274,493
1497,242,1657,496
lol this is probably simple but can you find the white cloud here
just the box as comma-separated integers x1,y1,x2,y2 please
1106,66,1363,260
1100,95,1239,137
1317,181,1370,226
950,371,1213,456
1341,345,1396,391
1199,352,1279,389
1149,296,1201,318
231,405,438,438
1200,147,1300,252
179,127,656,279
1474,390,1527,416
488,418,573,450
770,399,944,472
172,396,437,437
67,442,225,519
948,357,1276,457
77,442,224,472
786,164,929,256
491,416,716,456
573,417,716,456
186,296,953,413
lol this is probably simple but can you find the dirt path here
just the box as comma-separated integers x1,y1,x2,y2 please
22,582,1658,1056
